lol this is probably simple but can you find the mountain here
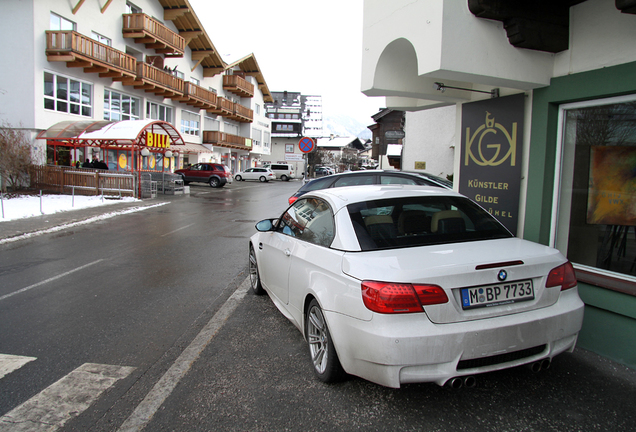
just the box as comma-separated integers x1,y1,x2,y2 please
322,114,372,140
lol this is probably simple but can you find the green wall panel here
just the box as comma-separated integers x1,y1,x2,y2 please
526,61,636,244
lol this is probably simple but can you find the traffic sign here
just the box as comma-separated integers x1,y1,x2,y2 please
298,137,315,153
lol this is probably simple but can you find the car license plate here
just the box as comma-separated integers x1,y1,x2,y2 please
461,280,534,309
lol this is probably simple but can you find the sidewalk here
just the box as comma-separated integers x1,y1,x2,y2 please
0,194,176,243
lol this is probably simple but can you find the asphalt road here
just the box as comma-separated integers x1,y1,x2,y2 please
1,179,635,432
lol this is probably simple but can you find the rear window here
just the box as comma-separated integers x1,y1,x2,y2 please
271,164,291,170
347,196,512,251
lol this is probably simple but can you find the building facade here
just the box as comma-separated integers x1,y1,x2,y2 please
362,0,636,369
0,0,272,177
264,91,324,175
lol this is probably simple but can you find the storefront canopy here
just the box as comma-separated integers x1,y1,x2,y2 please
37,119,185,148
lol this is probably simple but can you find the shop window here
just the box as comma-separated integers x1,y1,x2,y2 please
555,97,636,279
104,89,140,121
44,72,92,117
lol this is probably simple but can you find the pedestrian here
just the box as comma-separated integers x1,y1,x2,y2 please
82,158,93,168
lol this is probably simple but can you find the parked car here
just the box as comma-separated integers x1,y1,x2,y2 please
265,163,295,181
234,167,275,182
249,185,584,388
314,166,335,176
174,163,232,188
288,170,453,204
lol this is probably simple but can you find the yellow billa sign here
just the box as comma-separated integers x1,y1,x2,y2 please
147,132,171,149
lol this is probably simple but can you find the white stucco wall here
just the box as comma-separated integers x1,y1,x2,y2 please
402,105,455,179
362,0,636,111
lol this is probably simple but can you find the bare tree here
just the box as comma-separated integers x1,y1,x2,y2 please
0,122,32,193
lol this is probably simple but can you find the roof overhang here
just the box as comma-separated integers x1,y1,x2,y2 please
37,120,185,148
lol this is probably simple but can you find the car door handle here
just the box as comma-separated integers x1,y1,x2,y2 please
284,249,291,256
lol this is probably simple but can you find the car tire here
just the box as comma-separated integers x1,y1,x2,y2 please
259,176,267,182
280,175,288,181
209,177,221,188
235,175,242,181
306,299,345,383
249,245,265,295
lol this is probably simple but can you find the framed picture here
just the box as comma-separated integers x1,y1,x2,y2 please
587,145,636,226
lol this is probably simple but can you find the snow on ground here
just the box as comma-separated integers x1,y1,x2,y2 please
0,194,139,222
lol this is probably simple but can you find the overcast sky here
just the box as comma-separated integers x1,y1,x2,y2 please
189,0,385,125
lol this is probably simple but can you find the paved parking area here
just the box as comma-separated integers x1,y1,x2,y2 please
146,282,636,432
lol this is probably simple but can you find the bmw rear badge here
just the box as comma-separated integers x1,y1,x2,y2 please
497,270,508,282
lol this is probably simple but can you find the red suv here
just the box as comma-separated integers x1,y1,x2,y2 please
175,163,233,188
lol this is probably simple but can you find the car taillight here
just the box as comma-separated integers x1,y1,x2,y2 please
288,196,298,205
361,281,448,314
546,261,577,290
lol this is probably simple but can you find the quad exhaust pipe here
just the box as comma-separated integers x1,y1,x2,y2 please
447,376,476,389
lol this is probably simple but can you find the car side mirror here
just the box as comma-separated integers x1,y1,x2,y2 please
255,219,275,232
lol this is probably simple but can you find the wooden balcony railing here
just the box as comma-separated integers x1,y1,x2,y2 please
46,30,136,79
178,82,218,110
229,103,254,123
208,97,233,116
123,13,185,57
121,62,185,97
202,131,250,150
223,75,255,98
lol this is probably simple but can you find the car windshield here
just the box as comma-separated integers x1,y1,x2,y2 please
347,196,512,251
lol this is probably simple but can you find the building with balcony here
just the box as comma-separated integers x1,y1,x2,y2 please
362,0,636,371
264,91,308,174
0,0,272,177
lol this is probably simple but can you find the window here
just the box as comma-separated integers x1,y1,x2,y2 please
50,12,75,30
380,175,418,185
147,101,172,122
255,104,261,115
181,110,200,136
277,198,335,247
44,72,92,116
190,77,200,86
91,31,111,46
554,97,636,279
126,2,142,13
348,196,511,251
104,90,140,120
175,70,184,80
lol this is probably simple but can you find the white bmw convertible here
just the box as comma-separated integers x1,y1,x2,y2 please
248,185,584,388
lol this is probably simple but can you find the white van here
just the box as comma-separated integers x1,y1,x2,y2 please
266,163,295,181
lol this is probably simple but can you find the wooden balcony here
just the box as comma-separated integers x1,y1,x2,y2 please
120,62,185,98
46,30,136,80
176,82,218,110
202,131,250,150
122,13,185,58
223,74,254,98
228,103,253,123
207,96,233,116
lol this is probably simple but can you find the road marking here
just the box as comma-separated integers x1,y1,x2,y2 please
0,259,104,303
160,223,195,237
0,363,135,432
0,354,36,380
0,203,169,245
117,278,250,432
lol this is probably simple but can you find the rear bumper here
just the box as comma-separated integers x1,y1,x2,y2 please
326,288,584,388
